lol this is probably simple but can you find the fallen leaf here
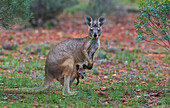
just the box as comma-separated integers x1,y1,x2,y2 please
98,91,106,96
104,76,108,79
3,96,8,100
100,87,107,91
137,95,141,99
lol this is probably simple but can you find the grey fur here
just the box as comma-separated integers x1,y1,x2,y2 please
3,16,106,94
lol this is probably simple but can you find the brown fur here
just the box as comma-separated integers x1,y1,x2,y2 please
2,16,106,94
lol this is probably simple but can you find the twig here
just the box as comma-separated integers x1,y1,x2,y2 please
150,32,170,51
143,38,170,52
142,32,170,51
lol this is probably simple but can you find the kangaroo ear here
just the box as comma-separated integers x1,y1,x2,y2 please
83,64,87,69
85,16,93,27
76,64,79,70
98,16,106,27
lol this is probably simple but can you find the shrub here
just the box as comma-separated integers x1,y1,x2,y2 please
29,0,78,27
135,0,170,51
0,0,31,29
84,0,115,18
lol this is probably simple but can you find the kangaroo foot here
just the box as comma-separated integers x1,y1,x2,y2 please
63,91,77,95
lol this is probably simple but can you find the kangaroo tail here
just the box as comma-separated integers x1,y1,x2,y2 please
3,77,53,94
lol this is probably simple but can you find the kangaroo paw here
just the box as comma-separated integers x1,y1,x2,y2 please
87,63,93,70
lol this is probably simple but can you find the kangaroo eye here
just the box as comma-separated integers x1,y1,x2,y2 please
76,65,79,70
98,28,100,31
90,28,93,31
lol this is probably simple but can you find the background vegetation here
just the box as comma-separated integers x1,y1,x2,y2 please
0,0,31,29
135,0,170,51
0,0,139,28
0,0,169,107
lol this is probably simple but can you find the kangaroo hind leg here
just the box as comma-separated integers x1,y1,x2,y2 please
61,59,75,95
63,75,71,95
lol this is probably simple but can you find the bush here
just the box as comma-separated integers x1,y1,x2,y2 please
84,0,115,18
29,0,78,27
135,0,170,52
0,0,31,29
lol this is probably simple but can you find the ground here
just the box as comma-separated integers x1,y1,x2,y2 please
0,14,169,107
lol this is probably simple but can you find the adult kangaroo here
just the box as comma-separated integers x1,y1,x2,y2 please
3,16,106,94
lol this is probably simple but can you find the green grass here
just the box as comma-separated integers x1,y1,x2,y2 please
0,44,169,107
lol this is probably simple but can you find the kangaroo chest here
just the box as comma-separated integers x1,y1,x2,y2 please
88,39,100,57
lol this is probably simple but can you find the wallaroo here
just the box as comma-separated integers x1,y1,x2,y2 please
3,16,106,95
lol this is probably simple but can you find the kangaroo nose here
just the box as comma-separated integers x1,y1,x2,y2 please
94,34,97,37
81,76,84,79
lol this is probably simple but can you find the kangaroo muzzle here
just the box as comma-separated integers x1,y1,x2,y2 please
81,76,84,79
79,72,85,79
94,33,97,38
